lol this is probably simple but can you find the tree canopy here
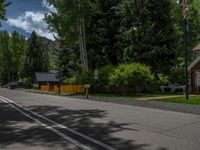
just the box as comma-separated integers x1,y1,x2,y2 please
1,0,200,87
0,0,10,25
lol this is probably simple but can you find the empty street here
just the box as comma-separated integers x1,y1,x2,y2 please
0,88,200,150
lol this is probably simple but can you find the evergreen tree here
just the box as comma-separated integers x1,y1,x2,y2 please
87,0,122,68
57,46,81,79
118,0,179,74
23,31,49,81
0,31,12,84
45,0,123,75
10,31,26,81
0,31,26,84
0,0,11,25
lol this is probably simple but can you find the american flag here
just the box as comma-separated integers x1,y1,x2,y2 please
182,0,187,20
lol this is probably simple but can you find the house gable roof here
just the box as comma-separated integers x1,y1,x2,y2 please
188,55,200,71
193,44,200,51
35,72,59,82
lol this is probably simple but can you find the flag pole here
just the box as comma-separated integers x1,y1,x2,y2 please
184,18,189,99
182,0,189,100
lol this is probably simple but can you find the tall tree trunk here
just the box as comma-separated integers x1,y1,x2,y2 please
82,16,88,71
77,0,88,72
78,18,85,71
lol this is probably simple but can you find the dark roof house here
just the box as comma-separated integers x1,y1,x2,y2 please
35,72,60,83
192,44,200,51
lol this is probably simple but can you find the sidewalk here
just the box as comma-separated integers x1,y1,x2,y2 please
136,95,185,100
68,94,200,115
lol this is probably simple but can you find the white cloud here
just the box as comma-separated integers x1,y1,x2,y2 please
42,0,57,13
7,11,56,40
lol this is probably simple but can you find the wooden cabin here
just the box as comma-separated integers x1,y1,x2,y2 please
34,72,60,91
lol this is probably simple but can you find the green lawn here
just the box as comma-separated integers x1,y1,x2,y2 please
91,93,180,99
153,96,200,105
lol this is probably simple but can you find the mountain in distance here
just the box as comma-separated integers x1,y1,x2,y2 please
38,36,59,70
38,36,59,51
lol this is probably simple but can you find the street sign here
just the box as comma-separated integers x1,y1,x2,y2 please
94,69,98,80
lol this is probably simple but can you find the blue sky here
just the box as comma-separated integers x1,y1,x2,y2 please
1,0,56,40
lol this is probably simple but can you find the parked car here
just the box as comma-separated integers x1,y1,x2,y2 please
5,82,32,89
160,84,185,93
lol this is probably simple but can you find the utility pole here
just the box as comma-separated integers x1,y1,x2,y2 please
184,19,189,99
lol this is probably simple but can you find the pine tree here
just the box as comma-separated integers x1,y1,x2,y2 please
10,31,26,81
118,0,179,74
23,31,49,81
0,0,11,25
0,31,12,84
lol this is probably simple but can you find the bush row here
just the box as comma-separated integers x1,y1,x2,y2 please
63,63,168,93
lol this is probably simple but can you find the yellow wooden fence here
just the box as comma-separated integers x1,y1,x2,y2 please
40,85,84,94
41,85,49,91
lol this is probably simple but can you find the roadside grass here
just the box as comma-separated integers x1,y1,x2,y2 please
90,92,182,99
152,96,200,105
31,89,200,104
29,89,182,99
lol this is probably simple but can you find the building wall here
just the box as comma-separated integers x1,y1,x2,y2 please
190,60,200,94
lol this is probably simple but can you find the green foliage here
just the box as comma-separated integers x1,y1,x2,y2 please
155,96,200,105
187,1,200,62
168,62,185,85
45,0,182,78
0,31,26,84
57,47,81,79
86,0,123,68
78,70,94,85
118,0,179,74
46,0,92,71
64,65,114,88
63,76,79,85
171,0,200,63
0,0,11,24
45,0,123,72
156,73,169,85
23,31,49,82
109,63,154,88
46,0,91,47
18,77,32,84
32,84,39,89
93,65,113,88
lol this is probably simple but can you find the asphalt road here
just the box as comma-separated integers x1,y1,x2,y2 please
0,88,200,150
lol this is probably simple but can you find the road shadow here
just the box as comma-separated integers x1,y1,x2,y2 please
0,102,165,150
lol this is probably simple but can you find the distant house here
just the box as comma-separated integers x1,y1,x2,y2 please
188,44,200,93
34,72,60,90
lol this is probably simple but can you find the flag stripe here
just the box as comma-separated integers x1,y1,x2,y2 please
182,0,187,20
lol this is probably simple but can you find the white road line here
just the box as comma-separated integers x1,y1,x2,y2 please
0,98,7,103
0,97,92,150
0,96,117,150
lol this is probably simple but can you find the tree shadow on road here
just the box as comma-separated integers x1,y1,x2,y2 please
0,103,166,150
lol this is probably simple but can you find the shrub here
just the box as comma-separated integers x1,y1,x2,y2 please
156,73,169,85
63,76,79,85
62,66,114,88
109,63,154,91
78,70,94,85
32,84,39,89
94,65,113,88
168,63,184,85
18,77,32,84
